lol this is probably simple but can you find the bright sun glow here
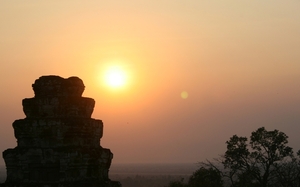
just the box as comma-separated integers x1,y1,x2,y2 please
104,67,126,88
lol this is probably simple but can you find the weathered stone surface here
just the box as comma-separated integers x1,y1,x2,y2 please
1,75,121,187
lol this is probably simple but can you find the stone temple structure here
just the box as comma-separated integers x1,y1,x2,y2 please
1,76,121,187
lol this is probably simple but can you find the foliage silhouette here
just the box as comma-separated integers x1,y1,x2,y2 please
188,167,223,187
166,178,187,187
222,127,293,187
166,127,300,187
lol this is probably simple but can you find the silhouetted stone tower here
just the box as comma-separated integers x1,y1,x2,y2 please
1,76,121,187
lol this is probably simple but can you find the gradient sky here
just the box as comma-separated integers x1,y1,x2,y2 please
0,0,300,165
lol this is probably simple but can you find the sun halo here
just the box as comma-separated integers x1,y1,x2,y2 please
104,67,127,88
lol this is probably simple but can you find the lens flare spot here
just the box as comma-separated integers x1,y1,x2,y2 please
181,91,188,99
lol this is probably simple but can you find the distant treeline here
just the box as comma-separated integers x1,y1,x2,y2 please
112,174,189,187
166,127,300,187
0,164,194,187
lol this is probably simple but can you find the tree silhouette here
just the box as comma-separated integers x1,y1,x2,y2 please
167,127,299,187
223,127,293,187
166,178,186,187
188,167,223,187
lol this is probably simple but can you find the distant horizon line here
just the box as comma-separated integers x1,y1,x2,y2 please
0,162,199,167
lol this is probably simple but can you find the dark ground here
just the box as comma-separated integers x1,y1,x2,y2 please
0,163,197,187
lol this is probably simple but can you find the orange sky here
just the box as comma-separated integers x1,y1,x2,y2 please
0,0,300,164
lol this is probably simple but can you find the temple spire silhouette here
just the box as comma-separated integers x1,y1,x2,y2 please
1,75,121,187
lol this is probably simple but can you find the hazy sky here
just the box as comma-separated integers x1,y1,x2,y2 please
0,0,300,165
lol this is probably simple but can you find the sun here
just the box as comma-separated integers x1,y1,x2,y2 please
104,66,126,88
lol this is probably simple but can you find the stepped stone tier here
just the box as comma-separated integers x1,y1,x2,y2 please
1,75,121,187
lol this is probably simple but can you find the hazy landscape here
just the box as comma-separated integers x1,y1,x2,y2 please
0,163,197,187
